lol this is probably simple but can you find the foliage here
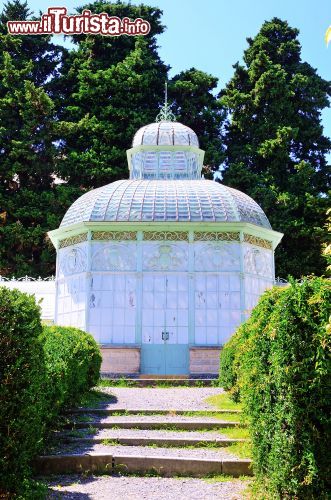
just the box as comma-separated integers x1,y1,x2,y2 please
219,286,283,400
220,18,331,277
0,8,71,277
219,277,331,498
0,286,46,495
41,325,102,418
168,68,225,177
323,208,331,272
0,288,101,497
55,36,168,188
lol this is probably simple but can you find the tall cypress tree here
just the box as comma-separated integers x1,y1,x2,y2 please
0,2,72,277
169,68,225,178
221,18,331,278
56,35,168,188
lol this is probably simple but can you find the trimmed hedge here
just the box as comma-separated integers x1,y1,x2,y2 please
0,288,102,497
0,287,46,496
219,277,331,498
41,326,102,419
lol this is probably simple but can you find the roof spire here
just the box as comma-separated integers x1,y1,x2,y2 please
155,82,176,122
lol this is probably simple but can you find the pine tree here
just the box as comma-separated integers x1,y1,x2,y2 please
221,18,331,277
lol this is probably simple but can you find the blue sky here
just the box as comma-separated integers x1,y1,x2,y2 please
7,0,331,157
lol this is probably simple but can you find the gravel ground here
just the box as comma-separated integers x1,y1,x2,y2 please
46,475,249,499
49,443,240,460
59,428,229,440
43,387,248,499
96,387,224,410
70,414,236,424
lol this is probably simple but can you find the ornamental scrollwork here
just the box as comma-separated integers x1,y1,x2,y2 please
92,231,137,241
0,275,55,281
143,243,188,271
59,247,87,275
195,242,240,271
143,231,189,241
244,247,273,277
244,234,272,250
59,233,87,248
92,243,136,271
194,232,240,241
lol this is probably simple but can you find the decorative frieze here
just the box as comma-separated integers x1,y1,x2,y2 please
143,231,189,241
244,234,272,249
59,233,87,248
194,232,240,241
92,231,137,241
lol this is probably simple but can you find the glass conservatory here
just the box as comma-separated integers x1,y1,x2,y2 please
48,115,283,376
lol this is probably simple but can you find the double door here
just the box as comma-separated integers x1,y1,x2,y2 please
140,274,189,374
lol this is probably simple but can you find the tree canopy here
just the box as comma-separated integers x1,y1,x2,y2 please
220,17,331,277
0,4,329,278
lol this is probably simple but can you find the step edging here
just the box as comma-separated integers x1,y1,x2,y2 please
34,453,253,477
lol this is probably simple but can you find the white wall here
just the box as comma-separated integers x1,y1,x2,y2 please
0,279,55,321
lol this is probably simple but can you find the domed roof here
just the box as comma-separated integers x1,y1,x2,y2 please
60,179,271,228
132,121,199,148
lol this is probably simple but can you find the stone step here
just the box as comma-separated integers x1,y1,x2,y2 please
64,419,241,431
67,408,241,415
35,453,252,477
60,436,247,447
100,377,217,387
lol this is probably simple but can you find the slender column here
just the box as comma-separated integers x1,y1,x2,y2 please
188,231,195,345
54,242,60,325
239,231,246,322
135,231,143,344
272,242,276,283
84,230,92,333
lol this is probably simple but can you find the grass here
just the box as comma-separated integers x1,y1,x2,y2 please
98,378,135,388
205,392,242,411
203,474,252,483
101,438,119,446
219,426,250,440
226,440,252,459
78,388,112,407
182,411,242,423
97,378,219,388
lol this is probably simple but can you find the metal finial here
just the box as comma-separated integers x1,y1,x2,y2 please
155,82,176,122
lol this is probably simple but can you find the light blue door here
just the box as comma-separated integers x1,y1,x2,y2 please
141,275,189,375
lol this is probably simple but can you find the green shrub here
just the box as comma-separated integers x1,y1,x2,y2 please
219,286,283,401
0,287,46,495
0,288,102,498
41,326,102,417
226,277,331,498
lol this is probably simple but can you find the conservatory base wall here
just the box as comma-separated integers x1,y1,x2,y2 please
100,346,141,375
99,346,221,376
189,347,221,375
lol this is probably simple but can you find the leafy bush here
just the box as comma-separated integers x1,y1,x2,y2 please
0,289,102,497
0,287,46,495
219,286,283,400
41,326,102,418
220,277,331,498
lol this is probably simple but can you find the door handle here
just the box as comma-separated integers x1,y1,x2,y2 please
162,331,169,341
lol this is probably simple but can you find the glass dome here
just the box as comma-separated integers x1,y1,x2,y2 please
132,121,199,147
60,179,271,228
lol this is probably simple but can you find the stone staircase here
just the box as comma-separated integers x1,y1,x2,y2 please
36,399,252,479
